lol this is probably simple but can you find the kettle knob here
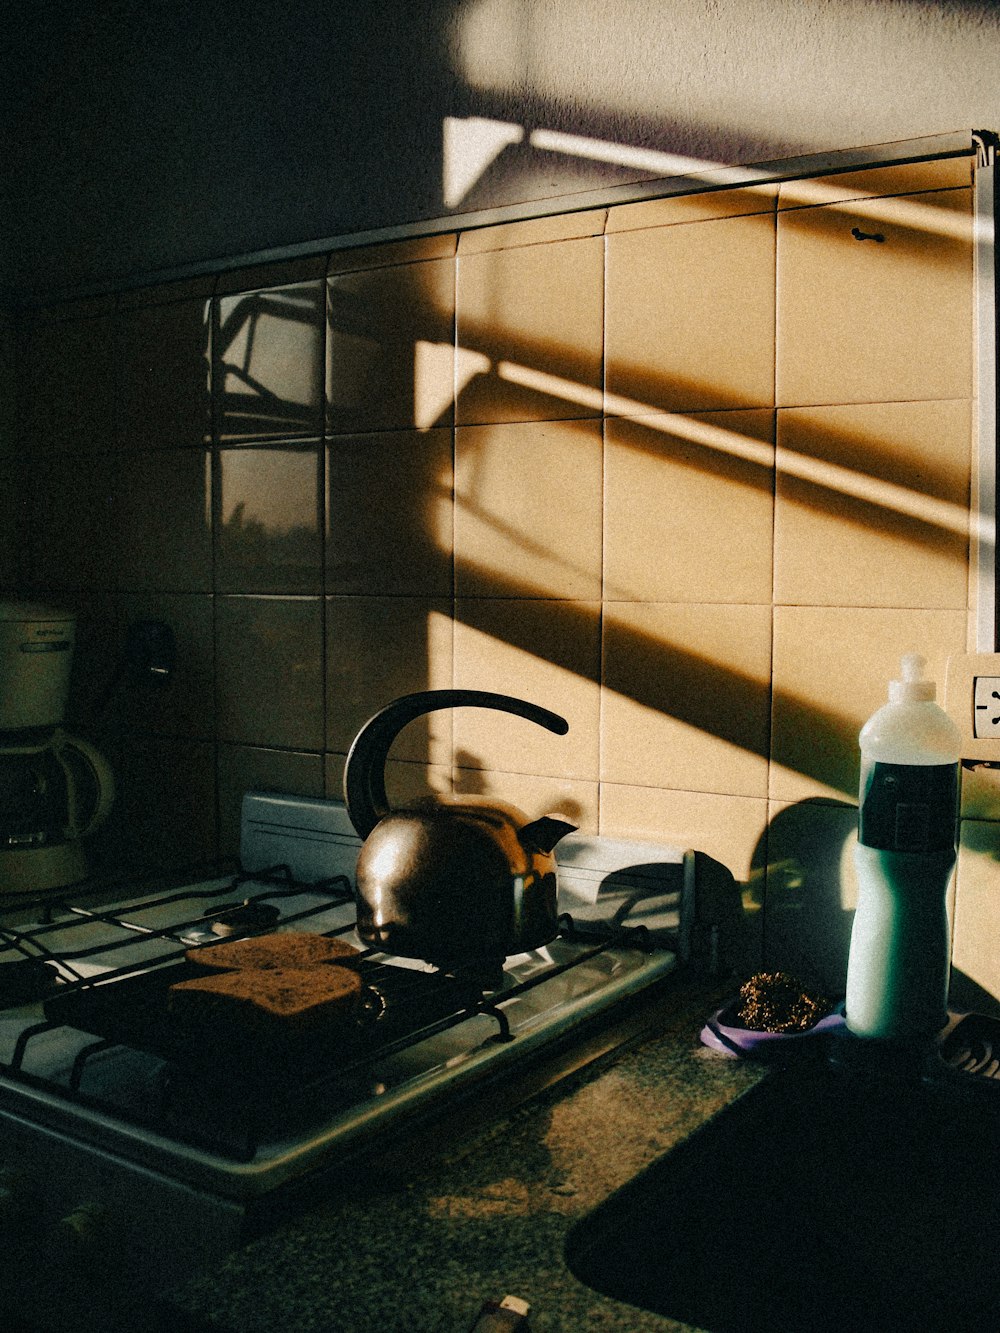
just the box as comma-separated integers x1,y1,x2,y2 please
518,815,577,855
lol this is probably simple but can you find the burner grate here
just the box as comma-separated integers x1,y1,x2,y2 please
0,866,664,1164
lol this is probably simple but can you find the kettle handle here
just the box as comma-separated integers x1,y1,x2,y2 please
343,690,569,839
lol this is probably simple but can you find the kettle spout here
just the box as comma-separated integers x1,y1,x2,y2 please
519,815,577,855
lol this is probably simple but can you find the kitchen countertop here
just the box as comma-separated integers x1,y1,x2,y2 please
157,978,764,1333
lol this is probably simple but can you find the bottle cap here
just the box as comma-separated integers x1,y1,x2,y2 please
888,652,936,703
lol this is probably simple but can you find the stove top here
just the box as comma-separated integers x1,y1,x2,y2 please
0,794,693,1201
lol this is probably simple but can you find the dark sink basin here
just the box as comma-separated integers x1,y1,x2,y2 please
566,1054,1000,1332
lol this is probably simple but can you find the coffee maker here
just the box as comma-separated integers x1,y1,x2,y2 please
0,601,114,894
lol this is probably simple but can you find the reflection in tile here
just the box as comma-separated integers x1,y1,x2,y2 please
215,596,324,750
604,410,774,603
327,430,453,596
215,282,325,440
455,419,603,600
327,259,455,434
216,443,322,594
602,603,772,797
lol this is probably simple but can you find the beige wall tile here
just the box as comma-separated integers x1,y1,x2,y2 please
606,212,775,415
115,592,215,739
62,591,121,726
604,410,774,603
327,259,455,434
118,276,216,307
774,400,971,608
777,155,973,211
453,766,598,834
600,782,768,883
599,782,766,974
325,596,454,762
607,184,778,233
771,606,968,804
20,313,115,453
602,602,772,797
215,595,324,749
951,819,1000,1014
215,281,325,440
457,211,606,254
215,255,327,295
327,429,453,597
328,233,457,274
26,452,119,593
960,766,1000,822
455,419,602,600
326,752,452,812
762,798,859,992
116,449,213,593
776,188,973,406
217,743,325,859
216,442,322,594
455,237,604,425
116,298,211,450
453,599,601,781
92,735,217,877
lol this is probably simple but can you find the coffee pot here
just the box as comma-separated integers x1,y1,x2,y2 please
0,602,114,894
343,689,577,972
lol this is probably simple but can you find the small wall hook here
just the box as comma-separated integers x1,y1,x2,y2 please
851,226,885,243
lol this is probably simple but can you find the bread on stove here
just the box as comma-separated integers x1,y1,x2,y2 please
185,930,360,972
168,964,363,1042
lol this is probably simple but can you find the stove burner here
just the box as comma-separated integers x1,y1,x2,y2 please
208,900,283,937
180,899,284,942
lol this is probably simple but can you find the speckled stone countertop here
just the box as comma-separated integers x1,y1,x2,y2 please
158,980,764,1333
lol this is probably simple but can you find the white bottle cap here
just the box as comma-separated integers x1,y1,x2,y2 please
888,653,935,703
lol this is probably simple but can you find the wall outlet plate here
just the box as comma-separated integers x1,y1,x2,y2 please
944,653,1000,761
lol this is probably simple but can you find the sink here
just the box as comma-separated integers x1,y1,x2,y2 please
565,1054,1000,1331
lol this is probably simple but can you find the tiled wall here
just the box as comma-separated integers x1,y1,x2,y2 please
7,151,1000,1004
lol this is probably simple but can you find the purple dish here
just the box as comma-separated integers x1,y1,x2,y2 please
700,997,846,1058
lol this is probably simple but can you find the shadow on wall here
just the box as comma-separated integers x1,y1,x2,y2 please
15,180,977,925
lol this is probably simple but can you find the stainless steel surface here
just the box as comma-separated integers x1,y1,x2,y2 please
344,691,575,966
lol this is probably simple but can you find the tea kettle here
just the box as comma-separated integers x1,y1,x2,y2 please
343,690,577,972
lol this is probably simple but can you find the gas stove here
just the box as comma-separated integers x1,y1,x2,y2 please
0,792,693,1331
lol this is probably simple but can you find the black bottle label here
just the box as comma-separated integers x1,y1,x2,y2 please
858,761,958,852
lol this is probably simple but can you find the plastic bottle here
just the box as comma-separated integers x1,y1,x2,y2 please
845,653,961,1039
